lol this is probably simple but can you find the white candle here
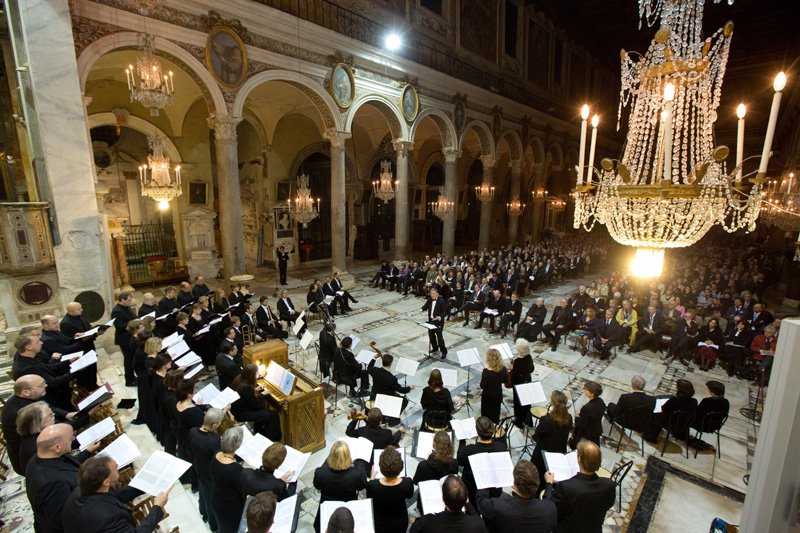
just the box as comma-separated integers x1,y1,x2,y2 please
663,83,675,183
736,103,746,184
787,173,794,194
587,115,599,183
758,72,787,175
577,104,589,185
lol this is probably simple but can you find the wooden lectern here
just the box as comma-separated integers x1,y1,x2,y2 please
243,339,289,368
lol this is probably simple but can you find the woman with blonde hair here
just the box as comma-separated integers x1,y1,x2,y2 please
508,338,534,428
312,440,368,532
479,348,507,423
531,389,573,487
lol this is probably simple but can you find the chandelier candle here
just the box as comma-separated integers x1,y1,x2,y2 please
662,82,675,183
758,72,787,176
735,103,746,185
577,104,590,185
586,115,599,184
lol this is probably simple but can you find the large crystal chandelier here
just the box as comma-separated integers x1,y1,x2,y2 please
429,187,454,220
506,200,526,217
124,34,175,117
139,136,181,209
289,172,320,227
372,160,396,202
760,171,800,232
573,0,787,277
475,182,495,202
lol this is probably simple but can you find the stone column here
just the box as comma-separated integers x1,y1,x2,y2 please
113,233,134,293
324,129,351,273
507,159,522,245
392,140,413,262
442,148,461,258
478,156,496,252
10,0,111,305
208,114,245,280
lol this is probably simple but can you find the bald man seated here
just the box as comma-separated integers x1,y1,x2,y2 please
25,424,97,532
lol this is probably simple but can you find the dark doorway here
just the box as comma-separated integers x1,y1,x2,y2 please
457,159,483,246
296,152,339,261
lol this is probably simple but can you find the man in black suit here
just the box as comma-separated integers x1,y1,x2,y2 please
215,343,242,390
192,275,211,298
177,282,195,308
421,288,448,359
570,286,590,315
137,292,158,318
40,315,84,358
476,289,506,331
494,292,523,338
111,292,137,386
544,440,615,533
749,303,774,334
333,336,369,394
383,263,400,290
630,304,665,354
542,298,574,351
25,424,93,532
457,283,485,327
323,275,348,314
476,460,557,533
605,375,655,431
276,245,289,285
276,289,305,336
61,455,168,533
367,353,411,421
60,302,104,353
515,298,548,341
410,475,487,533
332,271,358,306
318,324,337,379
370,260,390,287
255,296,288,340
12,335,78,412
155,286,179,337
593,309,624,360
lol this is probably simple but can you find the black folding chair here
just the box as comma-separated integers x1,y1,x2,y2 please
422,410,451,432
661,410,695,458
614,408,652,456
610,460,634,512
694,412,728,458
495,415,517,449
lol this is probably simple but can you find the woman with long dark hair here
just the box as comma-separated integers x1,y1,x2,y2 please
149,352,172,447
531,390,573,488
231,364,282,441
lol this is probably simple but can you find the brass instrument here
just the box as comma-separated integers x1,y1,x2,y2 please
242,324,255,345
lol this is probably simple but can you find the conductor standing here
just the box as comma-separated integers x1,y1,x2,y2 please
422,287,448,359
277,245,289,286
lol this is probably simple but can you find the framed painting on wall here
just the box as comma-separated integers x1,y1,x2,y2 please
329,63,355,110
205,26,248,89
400,84,419,122
188,182,208,205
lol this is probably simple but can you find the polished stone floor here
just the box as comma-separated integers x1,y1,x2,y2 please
0,259,756,532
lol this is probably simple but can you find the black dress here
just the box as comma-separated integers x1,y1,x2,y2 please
412,456,459,484
510,355,534,428
532,414,573,487
573,397,606,446
366,477,414,533
210,458,245,533
480,367,507,423
231,385,282,441
312,460,368,532
457,439,508,505
420,387,455,429
177,404,206,484
151,374,167,446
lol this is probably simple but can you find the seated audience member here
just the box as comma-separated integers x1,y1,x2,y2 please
366,446,414,533
188,408,223,529
246,492,277,533
61,455,170,533
345,407,403,449
694,318,725,371
750,324,778,382
327,507,356,533
721,319,752,377
231,364,282,441
494,292,523,338
410,475,487,532
514,298,547,341
630,304,664,354
531,391,573,489
544,439,615,532
420,369,455,429
211,427,246,533
615,300,638,346
476,460,557,533
313,441,368,533
574,308,598,356
16,401,57,474
605,375,655,430
644,378,698,443
571,381,606,448
239,442,297,501
458,416,508,505
412,430,459,484
592,309,623,360
333,336,370,395
541,298,574,351
691,380,730,433
668,310,699,365
749,303,774,334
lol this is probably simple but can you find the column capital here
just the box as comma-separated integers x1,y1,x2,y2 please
480,155,497,169
509,159,523,174
392,139,414,157
443,148,462,163
208,114,242,141
324,128,352,148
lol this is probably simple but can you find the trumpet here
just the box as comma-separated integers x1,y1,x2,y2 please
242,324,255,345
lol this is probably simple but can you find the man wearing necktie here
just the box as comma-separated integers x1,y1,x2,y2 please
593,309,623,360
422,288,447,359
277,289,305,336
630,305,664,354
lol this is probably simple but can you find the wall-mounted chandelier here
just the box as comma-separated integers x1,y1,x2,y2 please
289,172,320,227
139,136,181,209
372,160,397,203
125,34,175,117
506,200,526,217
429,187,454,220
573,0,787,277
532,188,548,200
475,182,495,202
761,171,800,232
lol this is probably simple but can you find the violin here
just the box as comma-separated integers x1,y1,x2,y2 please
347,408,368,421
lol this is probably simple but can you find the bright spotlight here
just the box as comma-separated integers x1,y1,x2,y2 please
158,200,170,211
385,33,402,51
631,248,664,278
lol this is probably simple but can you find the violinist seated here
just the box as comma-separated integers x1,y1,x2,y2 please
367,352,411,425
346,407,403,451
333,336,370,396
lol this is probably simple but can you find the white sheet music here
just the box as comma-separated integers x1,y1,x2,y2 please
129,450,191,496
372,447,406,479
374,394,403,418
394,357,419,377
432,367,458,388
336,291,345,296
418,479,445,515
77,383,113,412
653,397,669,413
274,446,311,483
184,364,203,379
142,311,156,318
450,418,477,440
419,322,438,330
269,494,298,533
414,430,453,459
543,451,580,482
514,382,547,406
490,342,514,360
236,432,272,468
194,325,211,336
355,349,375,365
349,334,361,349
299,330,314,349
320,499,374,533
210,387,240,409
324,295,335,305
75,327,99,339
456,348,482,367
70,350,97,373
209,316,225,326
77,416,115,451
337,436,374,463
98,433,141,469
175,351,202,368
482,308,500,316
167,339,190,359
103,318,116,327
161,332,182,349
291,311,306,334
468,451,514,489
192,383,220,405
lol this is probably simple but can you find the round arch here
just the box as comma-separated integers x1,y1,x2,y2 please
549,143,564,169
496,129,523,161
458,120,495,158
530,137,546,165
87,112,182,162
287,142,359,189
233,70,343,132
345,94,409,141
409,107,457,150
77,33,226,115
